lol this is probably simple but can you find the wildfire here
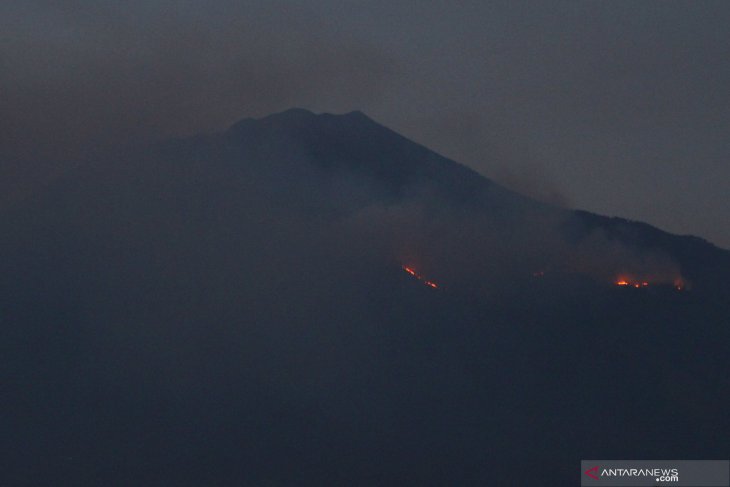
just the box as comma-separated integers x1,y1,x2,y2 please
615,279,649,288
615,276,686,291
401,265,439,289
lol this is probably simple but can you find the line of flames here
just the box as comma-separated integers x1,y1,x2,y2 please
534,271,685,291
616,277,685,291
401,265,438,289
615,279,649,288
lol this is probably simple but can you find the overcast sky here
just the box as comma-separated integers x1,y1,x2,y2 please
2,0,729,248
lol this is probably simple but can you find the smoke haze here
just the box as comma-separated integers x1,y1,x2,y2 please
3,1,730,246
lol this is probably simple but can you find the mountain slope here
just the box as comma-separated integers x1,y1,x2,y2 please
1,109,728,486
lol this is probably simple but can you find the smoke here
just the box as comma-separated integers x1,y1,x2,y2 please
345,171,683,297
488,165,572,209
557,226,683,284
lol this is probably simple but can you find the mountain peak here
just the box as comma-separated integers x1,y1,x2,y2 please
264,107,317,121
222,107,514,202
228,108,374,133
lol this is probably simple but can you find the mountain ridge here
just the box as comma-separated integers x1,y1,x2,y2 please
221,109,729,292
3,108,728,292
232,108,728,250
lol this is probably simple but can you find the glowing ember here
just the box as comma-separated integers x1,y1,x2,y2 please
615,278,649,288
401,265,439,289
615,277,685,291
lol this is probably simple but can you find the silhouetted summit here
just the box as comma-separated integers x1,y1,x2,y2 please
228,109,549,214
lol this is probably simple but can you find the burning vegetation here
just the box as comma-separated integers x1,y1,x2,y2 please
615,278,649,288
533,270,686,291
401,265,439,289
401,262,685,293
614,276,686,291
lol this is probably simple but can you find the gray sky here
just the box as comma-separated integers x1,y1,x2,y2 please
2,0,729,248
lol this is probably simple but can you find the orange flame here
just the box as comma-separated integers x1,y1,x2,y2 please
615,278,649,288
615,276,685,291
402,265,439,289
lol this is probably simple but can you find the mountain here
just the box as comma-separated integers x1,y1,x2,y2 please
2,109,729,486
